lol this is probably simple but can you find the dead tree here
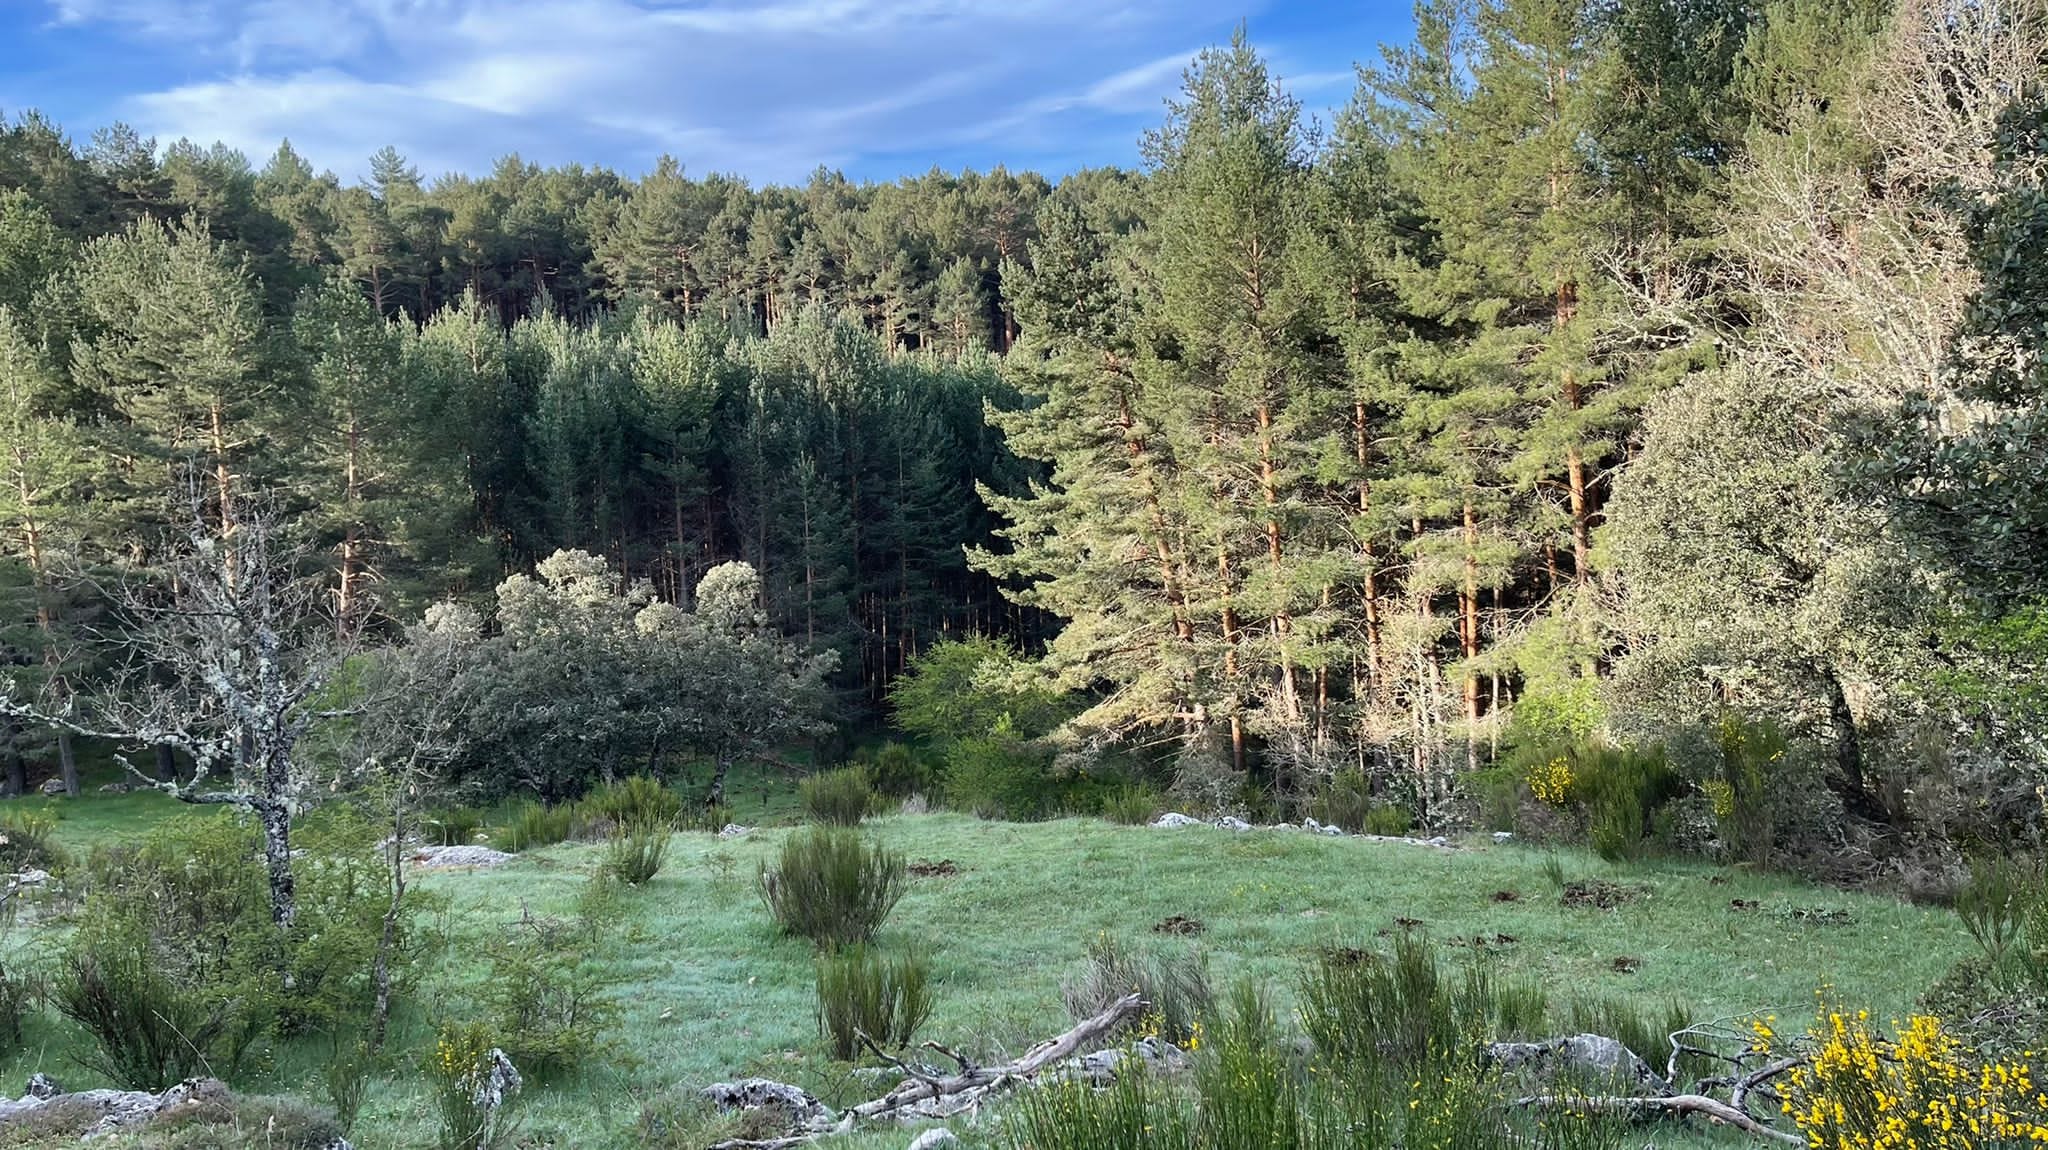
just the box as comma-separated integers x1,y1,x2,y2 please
2,492,353,928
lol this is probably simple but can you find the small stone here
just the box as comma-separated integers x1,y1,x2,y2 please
25,1073,61,1099
37,779,64,796
717,823,755,838
1492,831,1515,844
1213,816,1253,832
906,1130,959,1150
409,845,514,869
702,1078,833,1127
13,869,49,887
97,783,131,794
1150,812,1204,828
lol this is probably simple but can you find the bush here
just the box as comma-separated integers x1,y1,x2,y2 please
800,767,873,826
944,722,1063,820
1060,934,1210,1046
429,1020,522,1150
1298,934,1542,1074
1099,785,1163,826
676,801,732,834
1362,804,1412,836
423,807,485,847
1307,770,1374,833
601,823,670,886
859,742,938,799
0,808,65,873
580,775,683,831
481,935,620,1082
759,827,907,948
814,944,934,1060
51,944,229,1089
1956,855,2039,970
498,802,574,851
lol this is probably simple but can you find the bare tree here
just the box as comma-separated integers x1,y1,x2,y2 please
2,488,353,927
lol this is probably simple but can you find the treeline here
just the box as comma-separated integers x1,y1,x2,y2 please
0,114,1067,351
4,0,2047,860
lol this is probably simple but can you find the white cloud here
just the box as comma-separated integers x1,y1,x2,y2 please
45,0,1282,183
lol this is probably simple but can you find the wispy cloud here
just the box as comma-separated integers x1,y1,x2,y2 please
17,0,1401,183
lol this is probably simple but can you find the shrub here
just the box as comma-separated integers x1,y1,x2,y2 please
1362,804,1412,837
1308,770,1375,832
801,767,873,826
580,775,683,831
51,944,229,1089
759,827,907,947
1956,854,2038,969
1006,1068,1188,1150
323,1039,372,1134
1099,785,1163,826
814,944,934,1061
860,742,938,798
676,801,732,834
1298,934,1540,1074
1762,1005,2048,1150
481,935,620,1081
423,807,485,847
429,1020,522,1150
1060,934,1210,1046
498,802,574,851
0,808,65,873
601,822,670,886
1561,994,1698,1083
945,722,1063,820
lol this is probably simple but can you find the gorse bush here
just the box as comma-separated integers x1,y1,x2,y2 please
482,934,621,1081
800,767,873,826
1956,854,2038,969
759,827,907,948
51,944,229,1089
1761,1005,2048,1149
580,775,683,830
1061,934,1211,1046
814,944,934,1060
0,808,64,873
498,801,574,851
429,1020,521,1150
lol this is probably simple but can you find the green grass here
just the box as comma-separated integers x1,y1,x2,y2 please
0,800,1974,1149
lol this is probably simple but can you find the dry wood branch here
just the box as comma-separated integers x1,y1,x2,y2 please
704,994,1148,1149
1513,1092,1804,1144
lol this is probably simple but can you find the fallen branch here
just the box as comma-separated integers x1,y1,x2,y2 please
1512,1092,1804,1145
703,994,1148,1148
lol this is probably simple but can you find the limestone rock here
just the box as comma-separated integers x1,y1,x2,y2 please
37,779,63,796
718,823,755,838
906,1130,959,1150
1151,812,1204,828
24,1074,60,1100
702,1078,833,1127
1213,816,1254,832
409,845,514,869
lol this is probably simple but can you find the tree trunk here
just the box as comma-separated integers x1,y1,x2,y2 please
369,795,406,1052
258,797,297,928
1461,500,1482,770
155,744,177,783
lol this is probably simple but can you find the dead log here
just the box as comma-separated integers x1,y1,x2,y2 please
1511,1092,1804,1145
705,993,1147,1149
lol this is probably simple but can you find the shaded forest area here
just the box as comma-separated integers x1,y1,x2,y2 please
3,0,2047,874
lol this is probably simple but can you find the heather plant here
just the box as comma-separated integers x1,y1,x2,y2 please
759,827,907,947
814,944,934,1060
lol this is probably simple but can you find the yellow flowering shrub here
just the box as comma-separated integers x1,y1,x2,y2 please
1528,757,1575,808
1703,779,1736,820
1760,1005,2048,1148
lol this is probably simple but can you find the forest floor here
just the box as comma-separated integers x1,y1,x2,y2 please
1,790,1972,1149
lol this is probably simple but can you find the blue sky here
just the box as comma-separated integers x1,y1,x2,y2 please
0,1,1416,186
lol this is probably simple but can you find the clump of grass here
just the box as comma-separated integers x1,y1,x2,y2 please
814,944,934,1061
1060,934,1210,1045
1099,785,1163,826
580,775,683,831
1299,933,1543,1074
801,767,874,826
498,802,574,852
1956,855,2039,968
601,822,670,886
423,807,485,848
759,827,907,947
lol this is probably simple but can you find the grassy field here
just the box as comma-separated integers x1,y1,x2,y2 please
0,792,1975,1149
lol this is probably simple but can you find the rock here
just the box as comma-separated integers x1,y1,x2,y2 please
717,823,755,838
37,779,64,796
12,869,48,887
97,783,131,794
1487,1034,1665,1091
1213,816,1253,832
907,1130,959,1150
1270,822,1296,831
1067,1037,1191,1084
1493,831,1515,844
702,1078,833,1127
25,1073,60,1099
409,845,514,869
1151,812,1204,828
